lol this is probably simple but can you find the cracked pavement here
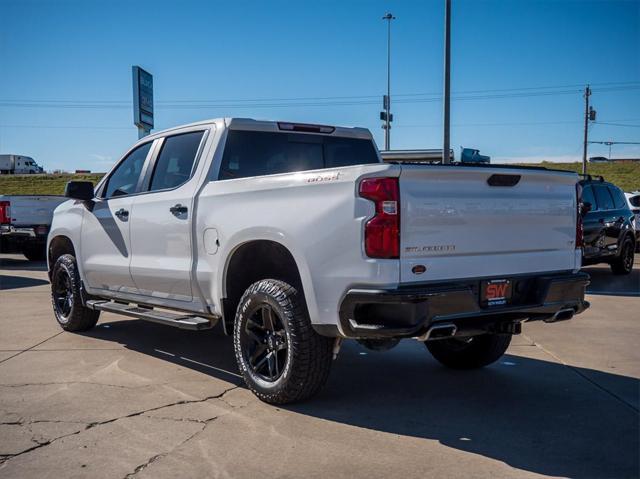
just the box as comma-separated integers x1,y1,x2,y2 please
0,254,638,478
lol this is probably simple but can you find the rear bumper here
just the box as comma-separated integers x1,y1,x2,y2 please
0,225,47,238
337,271,590,339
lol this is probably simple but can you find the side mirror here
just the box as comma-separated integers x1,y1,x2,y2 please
581,201,592,215
65,181,94,201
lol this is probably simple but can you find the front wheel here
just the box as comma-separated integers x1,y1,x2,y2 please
233,279,333,404
610,237,634,275
50,254,100,331
425,333,511,369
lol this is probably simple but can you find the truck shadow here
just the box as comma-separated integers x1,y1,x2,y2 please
86,319,639,479
0,256,48,272
583,261,640,297
0,274,49,290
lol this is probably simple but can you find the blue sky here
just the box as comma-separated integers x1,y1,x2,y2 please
0,0,638,172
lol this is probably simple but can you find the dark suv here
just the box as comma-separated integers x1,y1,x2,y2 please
579,176,636,275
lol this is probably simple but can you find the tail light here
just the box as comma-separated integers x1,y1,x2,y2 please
359,177,400,258
575,184,584,249
0,201,10,225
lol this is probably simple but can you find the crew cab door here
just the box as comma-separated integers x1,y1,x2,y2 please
128,129,208,302
80,141,154,293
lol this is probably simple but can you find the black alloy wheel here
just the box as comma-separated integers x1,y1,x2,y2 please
241,304,289,382
50,254,100,331
233,279,333,404
622,241,634,271
52,267,74,320
611,237,635,275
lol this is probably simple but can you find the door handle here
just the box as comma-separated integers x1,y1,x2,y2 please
114,208,129,220
170,204,188,215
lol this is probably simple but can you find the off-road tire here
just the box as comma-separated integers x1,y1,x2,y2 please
233,279,333,404
425,333,511,369
23,244,46,261
610,237,635,275
50,254,99,331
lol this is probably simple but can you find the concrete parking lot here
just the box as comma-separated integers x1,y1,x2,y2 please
0,254,638,479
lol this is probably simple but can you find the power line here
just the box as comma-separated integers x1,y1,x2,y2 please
594,122,640,128
4,118,639,131
0,124,130,130
588,141,640,145
395,118,640,128
0,81,638,110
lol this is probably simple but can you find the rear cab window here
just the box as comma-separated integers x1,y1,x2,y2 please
218,130,379,180
608,186,627,210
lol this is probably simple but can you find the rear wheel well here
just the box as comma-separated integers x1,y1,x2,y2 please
48,236,76,278
223,240,305,334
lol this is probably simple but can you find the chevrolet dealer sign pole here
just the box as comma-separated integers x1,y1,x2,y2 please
132,66,154,139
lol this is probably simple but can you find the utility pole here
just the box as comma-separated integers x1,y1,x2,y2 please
381,13,395,150
442,0,452,164
582,85,591,175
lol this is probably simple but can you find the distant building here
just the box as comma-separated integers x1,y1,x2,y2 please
610,158,640,163
589,156,640,163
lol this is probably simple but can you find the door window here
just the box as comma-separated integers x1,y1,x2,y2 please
581,185,596,210
593,184,614,211
148,131,204,192
104,142,152,198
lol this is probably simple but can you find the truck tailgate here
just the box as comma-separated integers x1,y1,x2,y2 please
399,165,579,283
4,196,67,226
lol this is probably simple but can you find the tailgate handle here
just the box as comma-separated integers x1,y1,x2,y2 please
487,174,521,187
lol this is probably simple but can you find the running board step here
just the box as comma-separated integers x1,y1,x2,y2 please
86,300,215,331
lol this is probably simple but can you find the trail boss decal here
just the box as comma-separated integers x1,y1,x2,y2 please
405,244,456,254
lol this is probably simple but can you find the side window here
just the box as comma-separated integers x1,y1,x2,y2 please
104,142,152,198
581,185,596,210
148,131,204,192
593,184,614,211
608,186,626,210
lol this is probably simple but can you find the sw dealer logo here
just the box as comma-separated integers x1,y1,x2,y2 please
482,279,512,306
486,282,509,300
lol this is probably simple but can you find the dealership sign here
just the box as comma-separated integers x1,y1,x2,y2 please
132,66,154,130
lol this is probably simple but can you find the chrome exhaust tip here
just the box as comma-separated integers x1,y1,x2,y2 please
544,308,575,323
416,323,458,341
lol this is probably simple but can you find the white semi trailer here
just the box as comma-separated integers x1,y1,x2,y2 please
0,155,44,174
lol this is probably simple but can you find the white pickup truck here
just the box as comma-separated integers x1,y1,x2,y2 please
47,118,589,403
1,195,67,260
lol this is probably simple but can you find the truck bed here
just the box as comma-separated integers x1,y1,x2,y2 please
0,195,67,227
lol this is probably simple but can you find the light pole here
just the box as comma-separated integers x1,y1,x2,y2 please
382,13,395,150
605,141,613,159
442,0,451,164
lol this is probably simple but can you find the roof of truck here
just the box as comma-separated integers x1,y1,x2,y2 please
140,118,373,142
